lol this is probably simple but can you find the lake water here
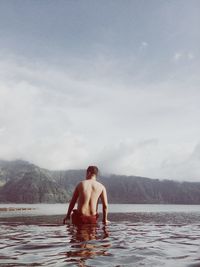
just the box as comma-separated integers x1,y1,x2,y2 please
0,204,200,267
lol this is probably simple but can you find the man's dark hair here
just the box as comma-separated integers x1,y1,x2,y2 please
87,166,98,176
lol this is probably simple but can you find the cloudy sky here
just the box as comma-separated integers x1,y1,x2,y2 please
0,1,200,181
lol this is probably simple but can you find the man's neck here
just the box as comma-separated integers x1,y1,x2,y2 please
86,174,96,180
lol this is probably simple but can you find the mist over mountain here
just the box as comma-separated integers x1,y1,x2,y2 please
0,160,200,204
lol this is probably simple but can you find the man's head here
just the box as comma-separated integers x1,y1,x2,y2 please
86,166,98,179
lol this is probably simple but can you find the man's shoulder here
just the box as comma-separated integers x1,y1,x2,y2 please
95,180,105,189
76,181,84,188
75,181,86,192
78,179,104,189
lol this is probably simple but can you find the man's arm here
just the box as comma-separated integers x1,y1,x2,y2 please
100,186,109,224
63,185,79,224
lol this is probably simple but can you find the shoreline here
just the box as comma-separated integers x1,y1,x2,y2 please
0,207,36,212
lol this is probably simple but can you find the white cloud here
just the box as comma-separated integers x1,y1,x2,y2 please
160,143,200,181
139,41,149,54
0,126,6,134
96,138,159,175
98,140,200,182
0,0,200,183
0,53,200,181
173,51,195,62
173,52,183,61
140,41,148,49
188,52,194,60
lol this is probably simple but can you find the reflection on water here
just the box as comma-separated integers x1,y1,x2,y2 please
65,224,110,266
0,217,111,267
1,210,200,266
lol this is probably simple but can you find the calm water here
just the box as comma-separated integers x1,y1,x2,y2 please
0,204,200,267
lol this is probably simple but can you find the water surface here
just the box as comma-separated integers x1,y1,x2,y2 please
0,204,200,267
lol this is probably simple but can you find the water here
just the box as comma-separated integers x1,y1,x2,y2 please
0,204,200,267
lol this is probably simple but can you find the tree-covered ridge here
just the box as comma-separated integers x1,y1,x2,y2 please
0,160,200,204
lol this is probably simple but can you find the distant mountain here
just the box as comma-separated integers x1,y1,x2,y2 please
0,160,68,203
1,160,200,204
100,175,200,204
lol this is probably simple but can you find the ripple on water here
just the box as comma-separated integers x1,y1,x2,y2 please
1,213,200,267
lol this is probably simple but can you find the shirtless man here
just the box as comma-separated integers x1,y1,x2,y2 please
63,166,109,225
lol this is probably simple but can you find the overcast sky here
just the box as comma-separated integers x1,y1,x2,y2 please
0,0,200,181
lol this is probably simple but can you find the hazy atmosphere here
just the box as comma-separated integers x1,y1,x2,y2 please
0,1,200,181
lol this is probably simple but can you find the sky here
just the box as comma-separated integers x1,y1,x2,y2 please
0,0,200,181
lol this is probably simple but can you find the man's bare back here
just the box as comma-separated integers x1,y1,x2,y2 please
63,166,109,224
77,179,106,216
